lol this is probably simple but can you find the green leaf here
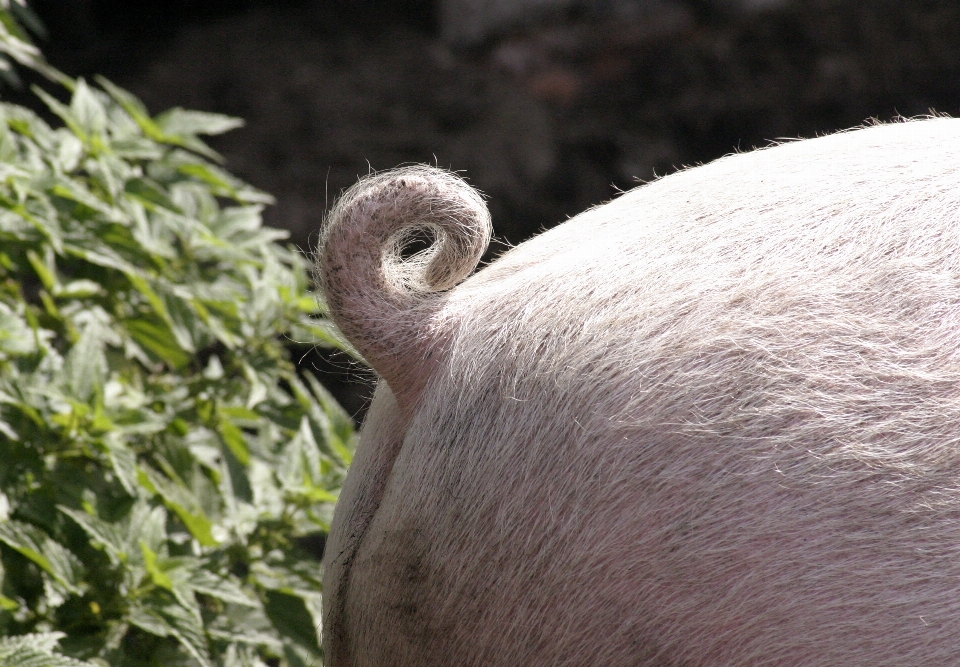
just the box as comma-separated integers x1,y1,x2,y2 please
124,317,192,370
49,177,119,220
163,601,214,667
125,177,182,214
54,279,103,299
0,520,84,593
263,590,321,655
0,633,64,656
209,605,283,651
140,540,173,591
303,371,355,464
127,502,167,557
293,486,338,504
95,76,164,140
295,417,323,486
0,300,36,355
155,108,244,137
61,240,130,274
63,318,108,402
33,85,87,141
54,130,84,172
126,270,169,315
160,290,200,354
128,599,213,667
177,162,236,195
69,78,107,139
0,633,98,667
216,412,250,466
210,205,263,239
25,247,56,291
126,603,172,639
187,569,259,607
58,505,126,566
103,434,139,497
137,467,219,547
294,317,362,357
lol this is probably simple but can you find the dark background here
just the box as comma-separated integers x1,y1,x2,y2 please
21,0,960,416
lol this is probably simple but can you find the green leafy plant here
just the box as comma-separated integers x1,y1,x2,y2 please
0,0,64,87
0,5,357,666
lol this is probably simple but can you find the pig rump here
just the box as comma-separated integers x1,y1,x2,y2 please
320,119,960,666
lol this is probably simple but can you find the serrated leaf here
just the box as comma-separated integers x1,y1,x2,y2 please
0,300,35,355
282,641,322,667
4,200,64,253
177,162,238,197
160,290,199,354
157,511,215,553
211,605,283,650
33,86,87,141
54,131,83,171
216,412,250,466
295,416,322,485
299,373,355,466
129,599,212,667
210,205,262,240
163,601,213,667
126,603,171,638
49,178,118,220
0,632,98,667
124,177,182,214
69,79,107,138
125,272,170,320
304,373,353,439
0,632,63,655
103,435,138,496
124,317,191,370
110,136,162,160
95,76,164,140
61,240,132,274
63,318,108,402
137,467,218,547
42,569,71,609
140,540,173,590
210,629,282,651
58,505,126,566
156,108,243,137
127,502,167,557
0,520,84,593
252,557,322,592
187,569,259,607
221,439,253,505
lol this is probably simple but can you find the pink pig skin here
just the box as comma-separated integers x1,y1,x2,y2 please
319,118,960,666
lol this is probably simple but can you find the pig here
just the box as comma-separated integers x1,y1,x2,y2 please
318,117,960,666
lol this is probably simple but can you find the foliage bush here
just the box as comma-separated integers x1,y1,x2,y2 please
0,3,357,665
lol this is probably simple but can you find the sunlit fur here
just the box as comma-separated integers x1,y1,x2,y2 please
320,118,960,666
